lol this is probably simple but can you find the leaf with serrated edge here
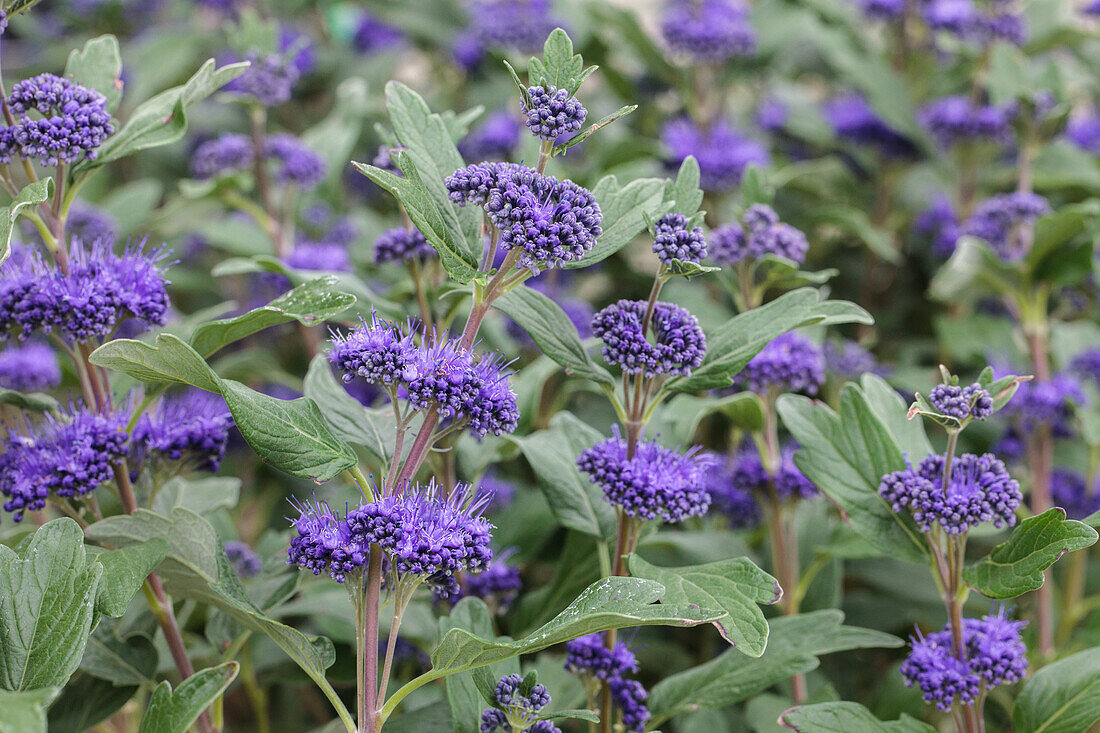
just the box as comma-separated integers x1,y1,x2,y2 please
137,662,238,733
64,35,123,111
564,175,666,269
0,519,102,690
963,508,1097,599
628,555,779,657
552,105,637,155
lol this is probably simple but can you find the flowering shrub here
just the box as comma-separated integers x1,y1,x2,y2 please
2,2,1100,733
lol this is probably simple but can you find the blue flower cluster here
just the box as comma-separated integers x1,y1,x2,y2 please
734,332,824,395
225,540,263,578
286,498,366,582
480,673,559,733
565,633,650,731
460,555,522,610
352,12,404,54
878,452,1022,534
285,242,352,273
918,96,1014,147
1051,469,1100,521
1,403,129,521
191,133,326,190
928,383,994,421
709,204,808,266
823,339,883,380
2,74,114,166
959,192,1049,261
577,429,714,522
901,610,1028,711
224,52,299,106
1004,374,1083,438
460,112,521,162
373,227,435,265
0,241,170,343
662,118,768,191
446,161,603,270
522,85,587,141
0,342,61,391
67,201,118,245
592,299,706,378
133,389,234,471
823,94,916,157
660,0,756,63
652,212,707,265
922,0,1027,45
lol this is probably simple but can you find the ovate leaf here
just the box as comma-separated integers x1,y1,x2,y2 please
89,334,221,393
963,508,1098,599
0,519,102,690
566,175,666,269
302,354,399,466
137,662,238,733
90,540,170,618
64,35,123,111
628,555,780,657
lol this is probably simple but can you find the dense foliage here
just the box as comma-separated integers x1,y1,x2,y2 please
2,1,1100,732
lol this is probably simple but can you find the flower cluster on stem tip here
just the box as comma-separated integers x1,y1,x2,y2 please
480,674,560,733
928,383,994,422
901,610,1028,711
565,633,650,732
0,341,61,391
708,203,808,266
132,389,234,472
661,118,768,191
660,0,756,63
592,299,706,378
522,85,586,141
1,73,114,166
224,52,300,106
446,161,602,270
1,402,129,521
577,427,714,523
0,241,171,343
734,331,824,395
652,212,707,265
191,133,326,190
879,452,1022,535
918,95,1013,147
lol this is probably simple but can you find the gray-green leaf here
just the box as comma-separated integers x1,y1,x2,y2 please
0,688,59,733
91,540,169,618
64,35,123,111
1015,647,1100,733
137,662,238,733
89,333,221,392
778,702,936,732
0,179,52,266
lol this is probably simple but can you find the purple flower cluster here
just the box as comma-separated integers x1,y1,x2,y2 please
133,390,234,471
918,96,1014,147
922,0,1027,45
928,383,994,421
609,678,650,732
855,0,906,20
329,312,419,387
1071,347,1100,389
457,554,522,610
914,194,961,257
709,204,809,266
1051,469,1100,521
346,482,493,593
0,241,170,343
67,202,118,245
225,541,263,578
1004,374,1084,437
734,332,824,395
878,452,1022,534
901,610,1028,711
446,162,602,269
592,300,706,378
652,213,707,265
660,0,756,63
718,443,817,504
823,94,916,157
3,74,114,166
522,85,587,142
707,464,763,528
467,0,561,54
823,339,881,380
577,429,714,522
563,633,651,731
959,192,1049,261
0,342,61,391
459,112,521,162
190,133,326,190
224,52,299,106
480,674,558,733
352,12,404,53
1067,113,1100,154
285,242,352,272
373,227,436,265
662,118,768,191
0,403,129,521
286,498,367,582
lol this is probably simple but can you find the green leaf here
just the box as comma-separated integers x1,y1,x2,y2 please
647,610,901,724
508,411,617,540
0,178,53,266
816,205,899,263
79,622,158,687
552,105,637,155
152,476,241,517
929,237,1017,302
89,333,221,392
353,161,481,284
382,577,722,722
564,175,666,269
83,59,249,169
1015,647,1100,733
189,277,356,357
138,662,238,733
91,540,169,618
0,519,102,691
64,35,123,111
859,374,932,463
740,165,773,207
302,354,397,466
494,287,614,386
4,0,47,17
441,599,518,733
0,688,59,733
778,702,936,732
655,392,764,444
963,508,1098,599
667,289,871,393
628,555,780,657
0,389,58,414
301,78,370,187
537,28,584,90
220,380,358,481
777,387,928,563
666,156,704,218
665,258,721,279
384,81,480,262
